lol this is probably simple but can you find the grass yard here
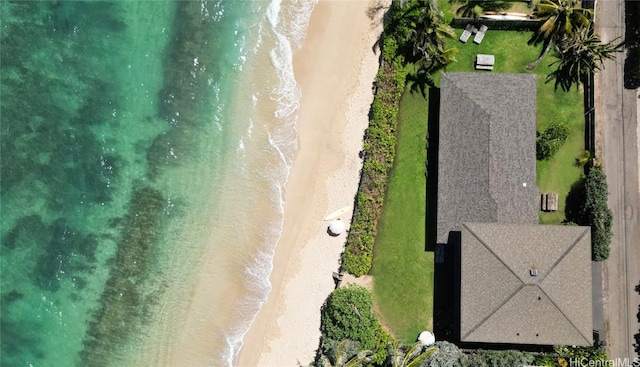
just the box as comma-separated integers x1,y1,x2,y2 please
370,88,434,344
445,30,585,224
370,24,586,344
533,56,585,224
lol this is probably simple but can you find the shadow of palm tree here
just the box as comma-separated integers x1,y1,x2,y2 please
407,68,437,98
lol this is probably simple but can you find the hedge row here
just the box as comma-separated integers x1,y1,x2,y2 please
583,165,613,261
341,35,407,276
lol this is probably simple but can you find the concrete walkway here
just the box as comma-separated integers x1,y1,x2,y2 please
594,0,640,361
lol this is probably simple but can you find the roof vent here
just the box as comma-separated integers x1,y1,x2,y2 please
530,269,538,277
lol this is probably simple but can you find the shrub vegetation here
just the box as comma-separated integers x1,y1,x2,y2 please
314,287,608,366
536,121,570,160
534,345,608,366
342,18,408,277
318,285,391,364
565,165,613,261
583,165,613,261
343,0,455,276
458,349,535,367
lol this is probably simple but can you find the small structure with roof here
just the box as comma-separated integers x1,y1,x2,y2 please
459,223,593,346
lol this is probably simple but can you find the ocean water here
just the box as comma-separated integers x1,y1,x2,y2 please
0,1,314,366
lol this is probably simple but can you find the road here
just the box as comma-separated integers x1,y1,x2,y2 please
594,0,640,362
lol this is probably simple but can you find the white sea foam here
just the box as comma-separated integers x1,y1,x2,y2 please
218,0,317,366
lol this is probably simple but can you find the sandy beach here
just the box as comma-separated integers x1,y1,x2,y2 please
237,1,386,365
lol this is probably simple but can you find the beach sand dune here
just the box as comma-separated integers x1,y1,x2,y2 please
237,1,387,365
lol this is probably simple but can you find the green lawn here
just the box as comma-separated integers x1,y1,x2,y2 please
371,28,586,342
370,89,433,343
445,30,585,224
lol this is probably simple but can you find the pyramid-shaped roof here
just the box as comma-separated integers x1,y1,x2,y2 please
460,222,593,346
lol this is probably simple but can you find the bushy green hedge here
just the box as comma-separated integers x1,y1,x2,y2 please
583,165,613,261
318,285,391,365
536,121,570,160
342,34,407,276
534,345,608,366
458,349,535,367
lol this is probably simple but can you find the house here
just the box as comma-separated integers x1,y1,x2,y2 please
459,222,593,346
436,72,593,346
436,72,539,244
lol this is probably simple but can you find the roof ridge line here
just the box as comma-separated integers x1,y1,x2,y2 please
448,74,492,116
539,227,589,283
462,284,524,340
461,223,524,339
539,228,592,343
462,223,523,281
468,284,592,345
447,76,502,215
538,286,592,345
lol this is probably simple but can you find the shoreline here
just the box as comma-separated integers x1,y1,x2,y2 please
236,1,386,365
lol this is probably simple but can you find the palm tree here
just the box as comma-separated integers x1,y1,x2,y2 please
385,342,438,367
412,0,458,69
393,0,458,70
318,339,373,367
527,0,592,70
449,0,513,19
546,28,623,91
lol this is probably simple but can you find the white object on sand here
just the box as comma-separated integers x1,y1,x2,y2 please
418,331,436,346
324,205,352,221
328,219,346,235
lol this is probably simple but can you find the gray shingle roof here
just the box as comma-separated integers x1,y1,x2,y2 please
437,72,539,244
460,222,593,346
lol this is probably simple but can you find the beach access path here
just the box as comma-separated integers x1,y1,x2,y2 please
594,0,640,361
236,1,387,366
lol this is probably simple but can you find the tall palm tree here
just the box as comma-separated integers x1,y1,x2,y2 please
385,0,457,95
385,342,438,367
414,0,457,68
527,0,592,69
546,28,623,91
395,0,458,70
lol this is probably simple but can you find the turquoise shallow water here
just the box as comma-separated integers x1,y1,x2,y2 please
0,1,309,365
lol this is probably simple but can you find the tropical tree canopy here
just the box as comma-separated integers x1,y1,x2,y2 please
527,0,593,69
546,28,623,91
388,0,458,70
385,342,437,367
530,0,592,45
318,339,373,367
